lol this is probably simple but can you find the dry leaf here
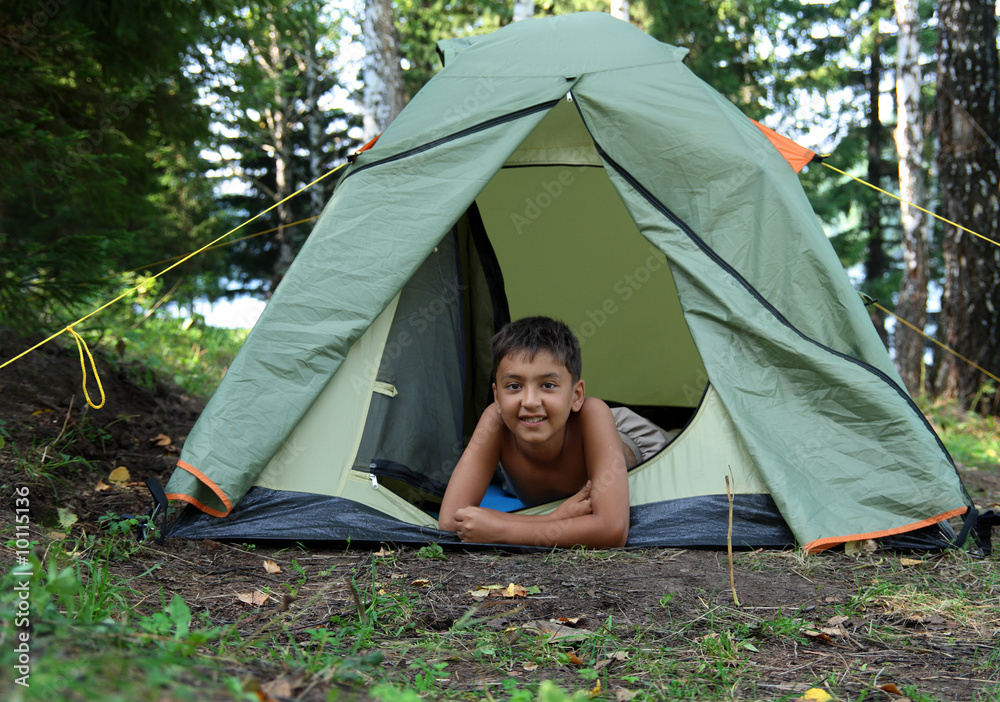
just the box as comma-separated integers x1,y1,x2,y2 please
566,651,584,665
820,626,845,637
609,651,630,661
149,433,172,447
899,557,922,567
522,662,538,671
373,546,392,557
411,578,430,587
593,659,611,671
844,539,877,556
802,629,835,644
48,531,68,541
554,616,584,625
827,615,849,627
503,583,527,598
522,619,593,640
878,683,903,695
237,591,271,606
263,560,281,574
108,466,131,485
614,689,640,702
94,479,111,492
260,677,295,698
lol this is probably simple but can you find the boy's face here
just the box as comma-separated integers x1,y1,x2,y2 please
492,349,585,446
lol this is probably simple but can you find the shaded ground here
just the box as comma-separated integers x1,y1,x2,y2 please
1,330,999,701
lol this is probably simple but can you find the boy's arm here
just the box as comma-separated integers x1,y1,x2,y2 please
449,398,630,548
438,407,504,533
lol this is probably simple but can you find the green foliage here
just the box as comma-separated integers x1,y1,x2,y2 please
0,0,235,330
920,394,1000,469
416,542,447,560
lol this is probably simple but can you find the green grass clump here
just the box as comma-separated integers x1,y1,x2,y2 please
920,393,1000,469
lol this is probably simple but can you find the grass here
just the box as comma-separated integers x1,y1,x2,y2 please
920,390,1000,470
3,531,1000,700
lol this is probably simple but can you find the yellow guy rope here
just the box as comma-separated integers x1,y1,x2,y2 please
823,159,1000,383
821,161,1000,249
873,302,1000,385
115,215,319,277
66,326,106,409
0,162,347,406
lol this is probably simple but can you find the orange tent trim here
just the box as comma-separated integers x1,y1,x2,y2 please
166,460,234,518
802,506,969,553
752,120,819,173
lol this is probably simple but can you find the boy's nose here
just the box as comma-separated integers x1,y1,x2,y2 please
522,389,541,407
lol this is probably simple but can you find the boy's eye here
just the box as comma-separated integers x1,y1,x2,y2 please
542,382,557,389
506,383,521,391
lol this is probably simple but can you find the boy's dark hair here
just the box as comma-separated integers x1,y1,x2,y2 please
490,316,582,383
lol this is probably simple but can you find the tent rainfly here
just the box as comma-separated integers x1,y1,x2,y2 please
162,12,976,552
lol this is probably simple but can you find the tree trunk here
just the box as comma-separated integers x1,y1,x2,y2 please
936,0,1000,412
362,0,406,141
865,21,888,347
611,1,629,22
512,1,534,22
891,0,930,397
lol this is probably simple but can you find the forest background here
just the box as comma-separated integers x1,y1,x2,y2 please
1,0,998,413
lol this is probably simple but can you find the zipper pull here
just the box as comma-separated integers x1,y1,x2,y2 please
369,473,379,489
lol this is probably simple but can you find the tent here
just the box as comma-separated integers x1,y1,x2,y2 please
163,12,974,552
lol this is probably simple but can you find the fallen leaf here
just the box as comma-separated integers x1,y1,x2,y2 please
522,662,538,671
899,557,922,567
566,651,584,665
827,615,849,627
48,531,68,541
555,616,584,625
503,583,527,598
410,579,430,587
844,539,877,556
237,591,271,606
802,629,835,644
94,479,111,492
593,659,611,671
149,433,172,447
260,677,296,698
108,466,131,485
522,619,593,640
796,688,833,702
820,626,845,637
608,651,630,661
614,689,640,702
263,560,281,574
57,507,78,530
373,546,392,557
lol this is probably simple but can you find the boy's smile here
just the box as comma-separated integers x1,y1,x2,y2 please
493,349,585,455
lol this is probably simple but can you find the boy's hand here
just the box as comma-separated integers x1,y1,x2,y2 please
552,480,593,520
452,506,504,543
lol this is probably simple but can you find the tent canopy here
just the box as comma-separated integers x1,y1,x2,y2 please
165,12,971,552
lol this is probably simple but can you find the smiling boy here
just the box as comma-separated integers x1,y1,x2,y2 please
438,317,633,548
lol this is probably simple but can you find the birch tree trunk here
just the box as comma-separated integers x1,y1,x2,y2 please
512,1,534,22
362,0,406,141
611,1,629,22
936,0,1000,412
892,0,930,397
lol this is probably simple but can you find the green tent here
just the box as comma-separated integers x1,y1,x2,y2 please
164,12,973,551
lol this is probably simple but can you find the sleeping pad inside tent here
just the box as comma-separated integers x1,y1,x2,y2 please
162,12,975,552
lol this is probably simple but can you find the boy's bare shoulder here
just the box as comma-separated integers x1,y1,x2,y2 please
577,396,612,418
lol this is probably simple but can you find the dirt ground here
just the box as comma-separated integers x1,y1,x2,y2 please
1,330,999,701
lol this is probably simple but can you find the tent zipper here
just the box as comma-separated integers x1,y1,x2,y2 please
369,473,379,490
341,100,562,183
